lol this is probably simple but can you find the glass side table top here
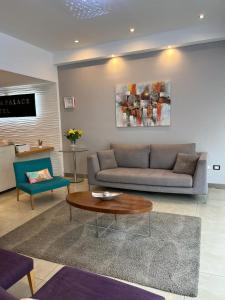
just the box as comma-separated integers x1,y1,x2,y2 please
59,147,88,153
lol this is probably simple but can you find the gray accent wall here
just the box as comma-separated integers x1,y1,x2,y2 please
58,41,225,184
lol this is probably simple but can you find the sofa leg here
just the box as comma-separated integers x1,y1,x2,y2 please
27,271,35,296
196,194,208,204
16,188,20,202
201,195,208,204
30,195,34,210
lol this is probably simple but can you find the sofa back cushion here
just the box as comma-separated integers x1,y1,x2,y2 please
111,144,150,168
150,143,196,170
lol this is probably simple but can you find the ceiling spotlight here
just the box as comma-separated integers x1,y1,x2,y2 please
111,54,115,58
74,40,79,43
130,28,135,33
167,45,172,49
199,13,205,19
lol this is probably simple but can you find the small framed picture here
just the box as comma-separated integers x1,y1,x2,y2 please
64,97,76,109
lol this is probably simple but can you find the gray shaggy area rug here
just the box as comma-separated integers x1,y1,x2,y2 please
0,201,201,297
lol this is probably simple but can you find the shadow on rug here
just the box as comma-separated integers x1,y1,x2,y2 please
0,201,201,297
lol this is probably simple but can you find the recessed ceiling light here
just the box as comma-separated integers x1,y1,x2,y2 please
167,45,172,49
74,40,79,43
130,28,135,33
111,54,115,58
199,13,205,19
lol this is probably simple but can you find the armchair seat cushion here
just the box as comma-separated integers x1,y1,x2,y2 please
0,249,33,290
18,176,70,195
96,168,193,188
34,266,164,300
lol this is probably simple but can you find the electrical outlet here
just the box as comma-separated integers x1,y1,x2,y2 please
213,165,221,170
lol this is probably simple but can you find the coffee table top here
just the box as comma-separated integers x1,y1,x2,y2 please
67,191,153,214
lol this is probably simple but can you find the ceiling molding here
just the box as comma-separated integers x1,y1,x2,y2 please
53,23,225,66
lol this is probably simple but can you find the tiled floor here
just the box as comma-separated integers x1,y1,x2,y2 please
1,181,225,300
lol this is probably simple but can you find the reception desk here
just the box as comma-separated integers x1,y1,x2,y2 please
0,145,54,192
0,145,15,192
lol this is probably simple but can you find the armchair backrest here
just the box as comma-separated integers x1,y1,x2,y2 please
13,157,53,185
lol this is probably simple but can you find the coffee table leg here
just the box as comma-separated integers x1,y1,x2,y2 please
95,214,99,238
69,205,72,222
148,212,151,237
114,214,117,224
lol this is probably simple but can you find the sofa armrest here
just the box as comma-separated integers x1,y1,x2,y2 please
87,153,100,185
193,152,208,194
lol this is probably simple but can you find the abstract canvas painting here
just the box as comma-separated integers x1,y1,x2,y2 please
116,81,171,127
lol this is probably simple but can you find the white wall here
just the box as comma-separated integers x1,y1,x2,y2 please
0,33,64,175
0,33,57,82
0,83,63,175
58,41,225,184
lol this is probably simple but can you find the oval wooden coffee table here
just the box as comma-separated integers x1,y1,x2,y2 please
67,191,153,238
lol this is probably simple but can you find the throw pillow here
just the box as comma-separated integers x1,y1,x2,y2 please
26,168,53,184
173,153,199,176
97,150,118,170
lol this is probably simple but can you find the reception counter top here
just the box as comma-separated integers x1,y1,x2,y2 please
15,146,54,158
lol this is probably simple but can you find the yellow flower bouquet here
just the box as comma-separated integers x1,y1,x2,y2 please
65,128,83,144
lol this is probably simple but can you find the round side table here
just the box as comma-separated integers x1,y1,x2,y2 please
59,147,88,183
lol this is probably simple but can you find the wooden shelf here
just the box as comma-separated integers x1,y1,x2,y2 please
15,146,54,158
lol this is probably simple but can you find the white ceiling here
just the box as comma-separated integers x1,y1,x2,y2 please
0,0,225,52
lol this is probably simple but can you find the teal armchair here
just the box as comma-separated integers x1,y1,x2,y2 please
13,157,70,210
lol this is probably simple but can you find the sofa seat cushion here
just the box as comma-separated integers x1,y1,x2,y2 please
111,143,150,168
96,168,193,188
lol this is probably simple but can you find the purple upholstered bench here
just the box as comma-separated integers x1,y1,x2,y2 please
0,266,165,300
0,286,18,300
35,267,165,300
0,249,34,294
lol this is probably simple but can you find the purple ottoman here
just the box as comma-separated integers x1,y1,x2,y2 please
0,248,33,291
34,266,165,300
0,286,18,300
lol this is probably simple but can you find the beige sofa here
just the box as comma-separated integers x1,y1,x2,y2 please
87,143,208,195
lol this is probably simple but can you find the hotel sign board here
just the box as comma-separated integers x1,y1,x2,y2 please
0,93,36,118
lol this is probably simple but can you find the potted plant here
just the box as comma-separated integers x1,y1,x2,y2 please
65,129,83,149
